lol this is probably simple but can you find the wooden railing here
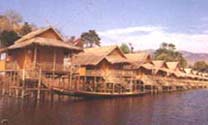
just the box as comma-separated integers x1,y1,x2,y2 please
5,61,19,70
4,61,72,72
85,69,135,77
36,62,71,72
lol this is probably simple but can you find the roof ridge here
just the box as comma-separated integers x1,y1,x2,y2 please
15,26,64,44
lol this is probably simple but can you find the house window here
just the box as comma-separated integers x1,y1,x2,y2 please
64,51,73,58
0,53,6,60
64,51,72,69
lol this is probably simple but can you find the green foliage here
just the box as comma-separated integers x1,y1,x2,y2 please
161,42,176,51
0,10,23,31
19,22,32,36
0,30,19,47
81,30,101,48
5,10,22,23
193,61,208,72
154,42,187,68
120,43,130,54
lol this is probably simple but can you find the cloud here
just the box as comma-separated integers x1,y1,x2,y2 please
98,26,208,53
98,26,164,36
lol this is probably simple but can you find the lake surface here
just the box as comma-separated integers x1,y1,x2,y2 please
0,89,208,125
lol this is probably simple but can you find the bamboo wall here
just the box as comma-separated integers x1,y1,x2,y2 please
0,60,5,71
5,46,68,71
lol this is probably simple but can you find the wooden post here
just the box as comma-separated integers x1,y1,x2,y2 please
7,72,10,96
68,69,72,90
21,69,25,98
143,83,145,93
9,72,13,96
15,71,19,97
94,76,96,92
103,79,106,93
112,83,114,94
83,76,86,91
53,48,57,71
33,45,37,69
150,85,153,94
37,68,42,100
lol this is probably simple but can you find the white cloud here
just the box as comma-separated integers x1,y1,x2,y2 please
98,26,164,36
98,26,208,53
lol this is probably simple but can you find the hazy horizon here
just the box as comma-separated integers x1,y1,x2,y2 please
1,0,208,53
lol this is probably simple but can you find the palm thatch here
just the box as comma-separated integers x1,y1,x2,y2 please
125,52,151,63
165,61,179,71
6,37,81,51
0,27,82,53
15,26,64,43
183,68,192,74
72,45,129,66
151,60,165,68
173,71,186,78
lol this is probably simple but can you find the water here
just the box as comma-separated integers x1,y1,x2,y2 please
0,90,208,125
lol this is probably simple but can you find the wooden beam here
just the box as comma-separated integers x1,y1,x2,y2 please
21,69,25,98
23,48,26,69
33,45,37,68
53,48,57,71
37,68,42,100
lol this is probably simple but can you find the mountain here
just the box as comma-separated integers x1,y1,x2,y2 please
180,51,208,65
137,49,208,65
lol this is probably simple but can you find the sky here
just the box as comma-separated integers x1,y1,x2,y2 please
0,0,208,53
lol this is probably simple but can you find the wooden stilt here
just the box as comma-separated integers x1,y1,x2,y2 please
21,69,25,99
37,68,42,100
94,76,96,92
112,83,115,93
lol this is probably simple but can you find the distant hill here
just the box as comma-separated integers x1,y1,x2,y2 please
136,49,208,65
180,51,208,65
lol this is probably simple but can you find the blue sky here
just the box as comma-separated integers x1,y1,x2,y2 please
1,0,208,53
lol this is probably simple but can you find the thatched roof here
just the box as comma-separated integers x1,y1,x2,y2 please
192,70,198,75
125,52,151,63
105,56,129,64
72,45,129,66
84,45,126,57
157,68,173,74
151,60,165,68
72,54,104,66
140,63,155,70
0,27,82,52
185,74,198,79
133,62,173,75
165,62,179,71
184,68,192,74
173,71,186,78
15,26,64,43
5,37,82,51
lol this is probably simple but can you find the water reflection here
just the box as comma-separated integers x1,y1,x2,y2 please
0,90,208,125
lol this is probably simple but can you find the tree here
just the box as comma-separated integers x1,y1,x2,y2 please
154,42,187,68
81,30,100,48
19,22,32,36
128,42,134,53
4,10,22,24
0,15,12,31
120,43,130,54
0,10,23,32
168,43,176,50
161,42,168,49
0,30,19,47
193,61,208,72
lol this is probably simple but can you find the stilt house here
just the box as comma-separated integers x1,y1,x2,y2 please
72,45,130,77
0,27,82,72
